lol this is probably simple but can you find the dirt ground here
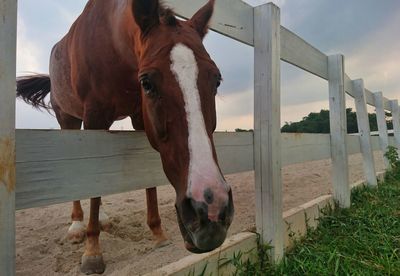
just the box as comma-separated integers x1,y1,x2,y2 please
16,153,385,276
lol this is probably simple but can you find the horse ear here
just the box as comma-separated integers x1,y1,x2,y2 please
132,0,160,34
189,0,215,39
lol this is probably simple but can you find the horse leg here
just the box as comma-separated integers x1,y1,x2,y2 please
52,105,87,243
80,104,113,274
67,201,86,243
99,199,111,232
146,187,169,247
81,197,105,274
129,117,168,246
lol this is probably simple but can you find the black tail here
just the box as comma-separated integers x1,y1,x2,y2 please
16,74,52,111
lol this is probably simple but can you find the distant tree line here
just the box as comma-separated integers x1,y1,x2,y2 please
235,128,253,132
281,108,393,134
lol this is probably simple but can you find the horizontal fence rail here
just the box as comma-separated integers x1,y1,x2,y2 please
16,131,253,210
16,130,395,210
165,0,254,45
280,27,328,80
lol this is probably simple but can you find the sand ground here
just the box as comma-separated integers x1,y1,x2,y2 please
16,153,385,275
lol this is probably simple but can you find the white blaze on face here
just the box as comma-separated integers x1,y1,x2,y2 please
170,43,228,208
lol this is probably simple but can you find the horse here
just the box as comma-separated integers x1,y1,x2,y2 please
16,0,234,274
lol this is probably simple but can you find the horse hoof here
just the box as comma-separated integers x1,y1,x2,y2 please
81,255,106,275
67,221,86,244
154,236,171,249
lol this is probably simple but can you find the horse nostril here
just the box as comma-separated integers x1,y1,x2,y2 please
190,199,208,222
203,188,214,204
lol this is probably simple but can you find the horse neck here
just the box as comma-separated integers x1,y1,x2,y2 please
109,0,140,69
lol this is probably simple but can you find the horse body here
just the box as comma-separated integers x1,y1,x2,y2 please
50,0,142,128
17,0,234,274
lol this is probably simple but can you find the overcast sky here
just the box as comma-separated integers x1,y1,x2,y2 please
16,0,400,131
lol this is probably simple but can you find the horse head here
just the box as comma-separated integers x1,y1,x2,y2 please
132,0,234,253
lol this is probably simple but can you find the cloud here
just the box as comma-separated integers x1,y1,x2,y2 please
281,100,330,124
281,62,329,106
15,101,59,129
16,16,42,74
345,9,400,100
217,114,254,131
52,2,80,25
204,32,253,95
217,88,253,114
215,89,254,131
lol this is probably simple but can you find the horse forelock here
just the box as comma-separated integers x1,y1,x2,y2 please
159,6,177,26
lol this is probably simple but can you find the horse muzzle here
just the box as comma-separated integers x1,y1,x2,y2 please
175,189,234,253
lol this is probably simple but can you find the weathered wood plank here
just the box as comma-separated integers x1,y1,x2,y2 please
283,133,373,159
164,0,254,46
253,3,283,261
344,74,355,97
148,232,257,276
0,0,17,274
282,133,365,163
280,26,328,80
353,79,377,186
328,54,350,208
390,100,400,153
348,135,396,154
374,92,390,169
346,135,361,155
15,129,392,211
213,132,254,173
15,131,254,210
371,136,392,151
388,136,396,147
383,97,392,111
364,88,376,107
281,133,330,166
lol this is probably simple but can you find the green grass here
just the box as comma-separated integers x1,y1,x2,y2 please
232,168,400,275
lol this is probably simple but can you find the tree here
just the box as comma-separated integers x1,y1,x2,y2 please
281,109,392,134
235,128,253,132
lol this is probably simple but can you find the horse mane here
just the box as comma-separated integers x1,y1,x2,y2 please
159,5,177,26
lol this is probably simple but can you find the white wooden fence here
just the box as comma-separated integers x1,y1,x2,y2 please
1,1,400,274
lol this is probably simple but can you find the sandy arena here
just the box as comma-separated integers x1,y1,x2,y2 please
16,153,385,275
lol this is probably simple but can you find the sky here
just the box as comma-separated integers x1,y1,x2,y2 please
16,0,400,131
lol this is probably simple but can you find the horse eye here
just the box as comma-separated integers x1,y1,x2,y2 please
216,74,222,89
140,78,153,92
139,76,156,97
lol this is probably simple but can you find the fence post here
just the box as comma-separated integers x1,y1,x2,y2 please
0,0,17,275
253,3,283,261
353,79,377,186
328,54,350,208
374,92,390,169
390,100,400,154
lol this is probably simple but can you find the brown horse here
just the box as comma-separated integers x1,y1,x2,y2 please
16,0,234,274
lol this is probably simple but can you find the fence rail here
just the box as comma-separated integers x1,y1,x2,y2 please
1,0,400,274
16,130,395,211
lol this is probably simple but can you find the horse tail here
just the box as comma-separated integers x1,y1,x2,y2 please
16,74,52,111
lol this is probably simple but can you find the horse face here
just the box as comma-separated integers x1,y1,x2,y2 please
132,0,234,253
